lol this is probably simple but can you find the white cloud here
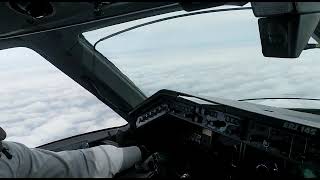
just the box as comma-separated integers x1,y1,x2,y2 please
0,47,127,148
84,8,320,110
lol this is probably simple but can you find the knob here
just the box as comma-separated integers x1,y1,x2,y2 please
211,120,226,127
256,164,270,175
195,116,203,123
180,173,191,179
255,162,279,177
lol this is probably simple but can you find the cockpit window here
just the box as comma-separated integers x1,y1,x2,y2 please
83,6,320,109
0,47,127,147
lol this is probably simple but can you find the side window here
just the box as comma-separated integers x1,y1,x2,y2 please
0,47,127,147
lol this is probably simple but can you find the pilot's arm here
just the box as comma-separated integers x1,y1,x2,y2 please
0,141,142,178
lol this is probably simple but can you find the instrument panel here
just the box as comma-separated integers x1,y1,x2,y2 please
129,90,320,177
135,101,243,140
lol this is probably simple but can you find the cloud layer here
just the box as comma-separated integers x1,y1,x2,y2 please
86,8,320,108
0,48,127,147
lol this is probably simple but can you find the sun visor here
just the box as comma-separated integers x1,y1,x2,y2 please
251,2,320,17
251,2,320,58
258,13,320,58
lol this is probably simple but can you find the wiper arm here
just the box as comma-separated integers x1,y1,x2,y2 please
238,97,320,102
93,6,252,49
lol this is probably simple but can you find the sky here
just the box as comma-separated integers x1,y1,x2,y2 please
2,5,320,147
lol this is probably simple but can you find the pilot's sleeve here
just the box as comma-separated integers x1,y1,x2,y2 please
0,141,141,178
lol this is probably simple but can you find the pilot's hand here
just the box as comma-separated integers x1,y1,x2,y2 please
115,129,137,147
134,152,170,178
135,152,161,173
137,145,151,161
115,130,151,160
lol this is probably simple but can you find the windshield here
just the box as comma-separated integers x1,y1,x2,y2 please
83,6,320,109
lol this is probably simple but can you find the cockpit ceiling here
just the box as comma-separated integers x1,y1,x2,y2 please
0,2,180,39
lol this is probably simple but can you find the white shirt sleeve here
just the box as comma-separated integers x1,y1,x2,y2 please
0,141,141,178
